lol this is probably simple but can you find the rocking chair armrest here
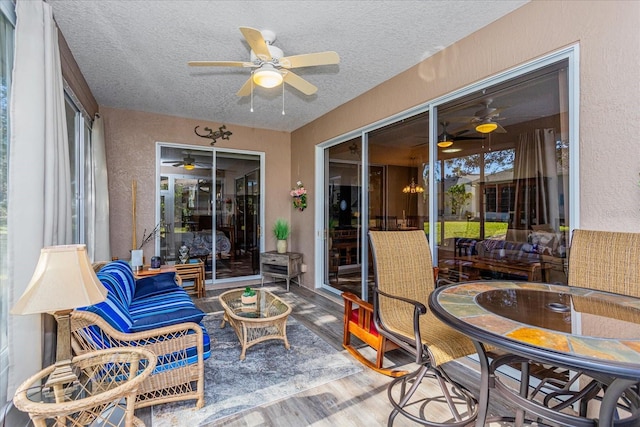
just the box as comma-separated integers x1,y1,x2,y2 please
374,287,428,364
342,291,373,311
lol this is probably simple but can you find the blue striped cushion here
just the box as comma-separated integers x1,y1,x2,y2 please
130,307,205,332
78,292,133,333
97,261,136,306
128,290,196,319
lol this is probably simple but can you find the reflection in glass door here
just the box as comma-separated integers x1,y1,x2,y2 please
324,138,363,298
159,146,262,284
321,112,430,302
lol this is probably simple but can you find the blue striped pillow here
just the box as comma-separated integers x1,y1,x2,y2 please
97,261,136,306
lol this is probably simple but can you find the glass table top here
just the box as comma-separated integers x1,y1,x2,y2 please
219,288,291,320
431,281,640,376
475,288,640,339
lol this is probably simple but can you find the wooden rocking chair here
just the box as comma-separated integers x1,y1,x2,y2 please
342,267,440,377
342,291,407,377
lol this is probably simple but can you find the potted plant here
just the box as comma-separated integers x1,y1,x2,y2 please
273,218,291,253
241,286,257,305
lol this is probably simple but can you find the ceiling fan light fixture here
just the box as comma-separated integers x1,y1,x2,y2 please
475,120,498,134
253,65,283,88
437,139,454,148
183,163,195,171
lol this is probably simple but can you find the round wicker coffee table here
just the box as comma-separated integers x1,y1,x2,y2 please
13,348,156,427
219,288,292,360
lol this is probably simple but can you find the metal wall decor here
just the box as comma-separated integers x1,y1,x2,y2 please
194,125,232,145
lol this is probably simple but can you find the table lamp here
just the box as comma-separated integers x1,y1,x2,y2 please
11,244,108,387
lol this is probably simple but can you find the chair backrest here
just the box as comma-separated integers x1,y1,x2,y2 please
369,230,434,330
568,229,640,297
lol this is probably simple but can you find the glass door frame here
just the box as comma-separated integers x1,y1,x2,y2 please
156,142,265,286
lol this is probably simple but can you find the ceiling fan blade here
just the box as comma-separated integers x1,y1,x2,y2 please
453,135,485,141
239,27,272,61
494,123,507,133
279,51,340,69
283,71,317,95
188,60,254,68
236,77,252,97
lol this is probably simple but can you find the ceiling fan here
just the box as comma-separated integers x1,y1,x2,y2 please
188,27,340,96
162,151,210,170
467,99,507,134
437,121,485,148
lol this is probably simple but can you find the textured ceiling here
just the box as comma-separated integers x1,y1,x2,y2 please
48,0,528,132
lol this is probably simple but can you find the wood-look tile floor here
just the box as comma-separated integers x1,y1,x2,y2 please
137,283,525,426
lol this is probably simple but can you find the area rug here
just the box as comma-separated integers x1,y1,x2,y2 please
152,312,362,426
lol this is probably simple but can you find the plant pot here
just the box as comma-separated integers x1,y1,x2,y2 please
241,294,257,305
276,239,287,254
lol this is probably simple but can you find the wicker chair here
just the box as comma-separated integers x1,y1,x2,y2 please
568,229,640,297
368,230,478,426
564,229,640,417
501,229,640,422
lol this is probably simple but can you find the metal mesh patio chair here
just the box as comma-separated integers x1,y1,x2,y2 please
369,230,478,426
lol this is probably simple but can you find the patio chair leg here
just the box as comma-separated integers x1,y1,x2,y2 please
387,364,477,427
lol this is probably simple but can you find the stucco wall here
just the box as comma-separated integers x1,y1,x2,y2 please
101,106,291,262
291,0,640,286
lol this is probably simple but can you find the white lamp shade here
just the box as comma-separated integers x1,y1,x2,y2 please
11,244,107,315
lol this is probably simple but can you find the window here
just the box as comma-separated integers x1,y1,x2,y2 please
64,91,91,244
0,0,14,405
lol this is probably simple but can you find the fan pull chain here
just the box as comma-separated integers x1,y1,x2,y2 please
250,72,254,113
282,82,285,115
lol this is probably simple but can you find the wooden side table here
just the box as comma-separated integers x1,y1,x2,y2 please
133,264,176,280
260,251,303,291
13,348,156,427
174,260,206,298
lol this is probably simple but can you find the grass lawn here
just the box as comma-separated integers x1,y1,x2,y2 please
424,221,509,243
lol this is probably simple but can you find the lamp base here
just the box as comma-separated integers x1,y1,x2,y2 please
44,359,78,388
45,310,79,389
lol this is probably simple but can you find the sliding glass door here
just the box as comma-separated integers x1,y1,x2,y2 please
319,51,575,299
158,145,263,284
321,112,430,302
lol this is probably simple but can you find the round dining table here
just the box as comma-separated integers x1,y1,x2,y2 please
429,280,640,427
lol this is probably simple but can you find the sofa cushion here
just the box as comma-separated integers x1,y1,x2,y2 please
78,292,133,333
133,272,181,300
130,306,206,332
97,261,136,306
128,289,196,319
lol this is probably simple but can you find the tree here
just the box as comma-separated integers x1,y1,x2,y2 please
446,183,472,219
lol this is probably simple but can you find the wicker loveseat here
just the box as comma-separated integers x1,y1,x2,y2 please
70,260,211,409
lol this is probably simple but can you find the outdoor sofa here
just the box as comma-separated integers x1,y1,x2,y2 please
70,260,211,409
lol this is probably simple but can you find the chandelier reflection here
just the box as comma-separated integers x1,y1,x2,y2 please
402,177,424,194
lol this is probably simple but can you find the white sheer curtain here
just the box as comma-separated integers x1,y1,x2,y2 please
7,0,71,396
87,113,111,262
